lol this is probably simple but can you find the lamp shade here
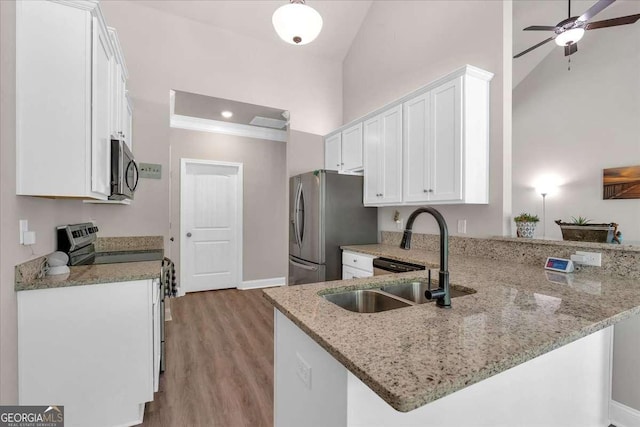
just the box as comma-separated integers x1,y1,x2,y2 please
272,2,323,45
555,28,585,46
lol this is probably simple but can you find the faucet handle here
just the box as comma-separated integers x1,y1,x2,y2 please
425,287,446,300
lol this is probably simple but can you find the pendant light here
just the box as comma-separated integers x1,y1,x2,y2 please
272,0,323,45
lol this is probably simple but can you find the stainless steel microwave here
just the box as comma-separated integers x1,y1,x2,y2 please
110,139,138,200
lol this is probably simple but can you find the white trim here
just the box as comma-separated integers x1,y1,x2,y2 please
609,400,640,427
180,158,243,293
240,277,286,290
171,114,288,142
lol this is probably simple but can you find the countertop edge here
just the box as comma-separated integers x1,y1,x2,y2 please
15,270,161,292
265,287,640,412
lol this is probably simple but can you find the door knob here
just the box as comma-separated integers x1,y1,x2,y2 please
186,232,192,237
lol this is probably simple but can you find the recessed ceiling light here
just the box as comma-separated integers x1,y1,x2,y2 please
221,111,233,119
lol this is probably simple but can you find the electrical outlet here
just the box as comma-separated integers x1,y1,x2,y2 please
395,219,403,230
575,251,602,267
296,352,312,390
19,220,28,244
457,219,467,234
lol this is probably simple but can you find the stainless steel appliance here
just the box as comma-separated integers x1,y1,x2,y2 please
373,257,425,276
57,223,167,373
110,139,139,200
289,170,377,285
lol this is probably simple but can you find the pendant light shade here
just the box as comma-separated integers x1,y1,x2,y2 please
272,0,323,45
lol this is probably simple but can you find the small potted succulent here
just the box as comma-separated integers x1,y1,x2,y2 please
514,213,540,238
555,217,618,243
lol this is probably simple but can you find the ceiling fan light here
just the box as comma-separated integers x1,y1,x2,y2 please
555,28,585,46
272,1,323,45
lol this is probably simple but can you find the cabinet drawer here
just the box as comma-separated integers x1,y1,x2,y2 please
342,251,375,273
342,265,373,280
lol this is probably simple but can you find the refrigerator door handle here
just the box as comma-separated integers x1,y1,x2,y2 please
289,258,318,272
294,181,302,248
299,185,305,245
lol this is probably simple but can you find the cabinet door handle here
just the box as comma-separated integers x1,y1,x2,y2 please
429,189,434,193
424,189,428,193
341,163,344,165
186,232,192,237
336,163,340,167
353,259,357,262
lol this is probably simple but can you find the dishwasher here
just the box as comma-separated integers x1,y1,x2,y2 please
372,257,425,275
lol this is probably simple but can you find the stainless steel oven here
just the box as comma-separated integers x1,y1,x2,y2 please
110,139,138,200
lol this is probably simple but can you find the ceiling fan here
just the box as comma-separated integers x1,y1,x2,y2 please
514,0,640,59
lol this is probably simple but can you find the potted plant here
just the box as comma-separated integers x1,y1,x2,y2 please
514,213,540,238
555,217,618,243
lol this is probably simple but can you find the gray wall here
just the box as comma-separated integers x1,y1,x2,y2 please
512,0,640,242
170,128,287,283
341,0,511,238
288,130,324,177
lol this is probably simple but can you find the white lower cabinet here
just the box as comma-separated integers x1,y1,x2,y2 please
363,105,403,206
342,251,375,279
18,279,159,427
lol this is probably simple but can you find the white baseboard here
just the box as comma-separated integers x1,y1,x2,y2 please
239,277,286,290
610,400,640,427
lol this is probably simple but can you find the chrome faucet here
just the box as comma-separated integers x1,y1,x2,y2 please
400,207,451,308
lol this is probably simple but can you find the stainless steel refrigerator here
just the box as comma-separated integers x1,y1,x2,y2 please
289,170,378,285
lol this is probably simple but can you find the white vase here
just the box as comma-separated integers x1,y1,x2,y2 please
516,221,537,238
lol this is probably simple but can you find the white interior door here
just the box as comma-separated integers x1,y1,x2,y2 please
181,159,243,293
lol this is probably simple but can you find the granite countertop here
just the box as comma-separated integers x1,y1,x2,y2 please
263,243,640,412
16,260,162,291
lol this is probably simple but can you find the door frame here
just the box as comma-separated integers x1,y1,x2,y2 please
180,158,243,293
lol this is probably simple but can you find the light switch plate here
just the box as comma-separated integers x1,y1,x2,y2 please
139,163,162,179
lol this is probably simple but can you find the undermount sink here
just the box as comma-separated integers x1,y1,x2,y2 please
323,290,411,313
322,280,477,313
381,281,476,304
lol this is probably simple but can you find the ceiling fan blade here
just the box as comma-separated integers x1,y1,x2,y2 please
514,37,555,58
523,25,557,31
586,13,640,30
564,43,578,56
578,0,615,22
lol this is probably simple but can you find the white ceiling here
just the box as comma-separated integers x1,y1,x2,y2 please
136,0,373,61
513,0,640,88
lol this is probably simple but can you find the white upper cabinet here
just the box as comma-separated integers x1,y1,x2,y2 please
108,27,131,149
403,70,491,205
324,122,363,173
324,133,341,171
91,18,113,197
363,104,402,206
16,0,130,200
324,65,492,207
341,123,363,171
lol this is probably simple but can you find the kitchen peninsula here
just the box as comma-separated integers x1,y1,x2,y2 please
264,238,640,427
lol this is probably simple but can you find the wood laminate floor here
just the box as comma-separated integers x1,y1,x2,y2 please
143,289,274,427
